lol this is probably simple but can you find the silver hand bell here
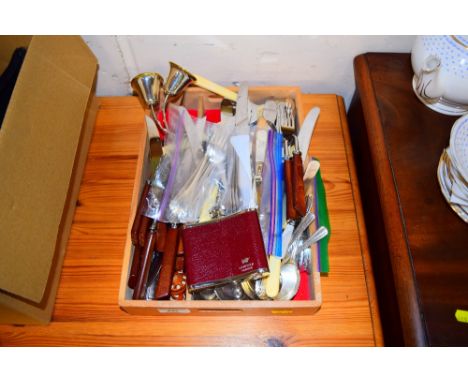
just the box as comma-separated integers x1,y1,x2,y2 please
131,72,165,132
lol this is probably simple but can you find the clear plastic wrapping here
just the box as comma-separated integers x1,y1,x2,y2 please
274,130,284,259
257,129,285,258
258,130,274,251
144,103,245,224
144,105,200,221
169,118,236,223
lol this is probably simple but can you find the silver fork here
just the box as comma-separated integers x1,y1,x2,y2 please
280,99,296,135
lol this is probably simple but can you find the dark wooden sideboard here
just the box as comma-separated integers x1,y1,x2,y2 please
348,53,468,346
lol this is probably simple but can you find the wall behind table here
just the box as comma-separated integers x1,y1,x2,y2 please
83,35,414,108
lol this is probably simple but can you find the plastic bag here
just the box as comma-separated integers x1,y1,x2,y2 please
273,130,284,259
168,115,236,223
144,105,200,221
258,130,275,254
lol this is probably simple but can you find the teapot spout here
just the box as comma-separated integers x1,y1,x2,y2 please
415,55,445,100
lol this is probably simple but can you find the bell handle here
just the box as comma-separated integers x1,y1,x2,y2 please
193,73,237,102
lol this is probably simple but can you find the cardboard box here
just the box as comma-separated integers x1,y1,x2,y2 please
118,87,322,316
0,36,98,324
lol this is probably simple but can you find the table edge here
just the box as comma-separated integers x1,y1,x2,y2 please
352,53,426,346
335,95,384,346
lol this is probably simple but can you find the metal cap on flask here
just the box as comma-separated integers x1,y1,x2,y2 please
131,72,164,109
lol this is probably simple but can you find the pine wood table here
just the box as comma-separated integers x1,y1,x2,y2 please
0,95,382,346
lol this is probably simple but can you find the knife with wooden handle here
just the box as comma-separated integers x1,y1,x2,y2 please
284,140,298,221
130,181,151,245
131,115,163,250
292,135,307,217
177,226,184,256
285,159,299,220
154,224,179,300
156,221,167,253
127,244,142,289
138,216,153,247
133,220,159,300
133,115,163,240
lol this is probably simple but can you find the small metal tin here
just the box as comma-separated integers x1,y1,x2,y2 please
254,279,269,300
214,282,249,300
240,279,257,299
191,288,218,300
240,278,269,300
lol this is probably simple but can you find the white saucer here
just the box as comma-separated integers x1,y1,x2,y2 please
412,77,468,116
449,114,468,183
437,151,468,223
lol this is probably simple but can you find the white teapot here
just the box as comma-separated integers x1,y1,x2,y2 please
411,35,468,116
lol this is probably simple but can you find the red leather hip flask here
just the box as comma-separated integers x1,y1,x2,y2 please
182,210,269,292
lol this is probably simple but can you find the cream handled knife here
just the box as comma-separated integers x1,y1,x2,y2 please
265,222,295,298
255,129,268,182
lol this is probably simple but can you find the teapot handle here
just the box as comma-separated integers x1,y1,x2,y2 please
415,54,445,100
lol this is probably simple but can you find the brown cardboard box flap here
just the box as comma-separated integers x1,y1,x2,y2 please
0,36,32,71
0,36,98,304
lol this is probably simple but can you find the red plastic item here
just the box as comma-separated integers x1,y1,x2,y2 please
187,109,221,123
293,270,311,300
156,108,221,140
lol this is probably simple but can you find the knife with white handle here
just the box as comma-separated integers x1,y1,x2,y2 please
298,107,320,165
233,84,255,209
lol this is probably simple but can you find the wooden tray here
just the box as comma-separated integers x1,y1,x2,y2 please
118,86,322,316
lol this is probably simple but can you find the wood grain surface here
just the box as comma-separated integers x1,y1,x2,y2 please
348,53,468,346
0,95,382,346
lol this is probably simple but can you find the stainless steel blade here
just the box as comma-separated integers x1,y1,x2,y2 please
145,115,163,177
298,107,320,164
235,83,249,135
